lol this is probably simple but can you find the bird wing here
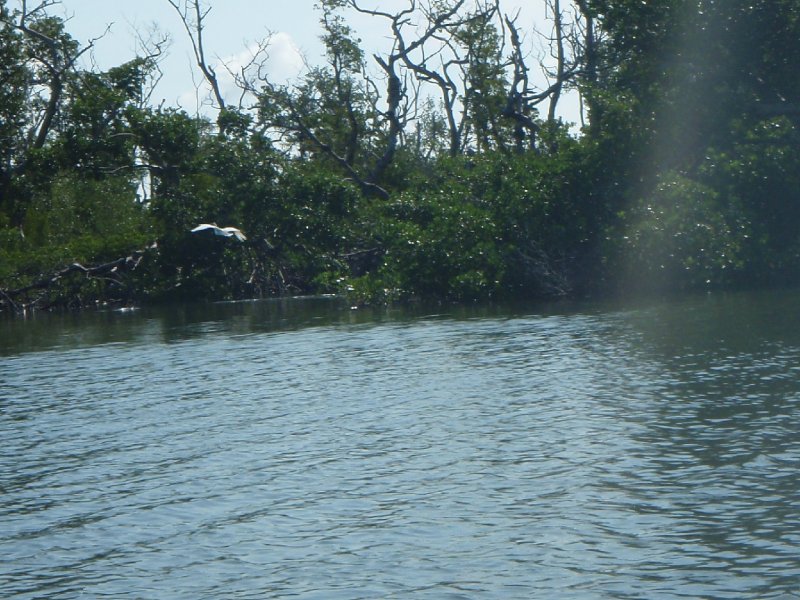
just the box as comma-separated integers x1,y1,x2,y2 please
191,223,218,233
191,223,246,241
222,227,247,241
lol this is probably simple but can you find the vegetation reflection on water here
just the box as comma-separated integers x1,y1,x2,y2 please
1,291,799,599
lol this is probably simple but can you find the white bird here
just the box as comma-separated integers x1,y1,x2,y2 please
191,223,247,242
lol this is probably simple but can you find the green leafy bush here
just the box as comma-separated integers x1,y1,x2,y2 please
612,172,747,292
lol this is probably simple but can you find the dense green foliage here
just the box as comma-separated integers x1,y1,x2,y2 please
1,0,799,311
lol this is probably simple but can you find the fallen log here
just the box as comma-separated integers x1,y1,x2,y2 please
0,242,158,314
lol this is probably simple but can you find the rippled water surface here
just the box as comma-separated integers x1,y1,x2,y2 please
2,291,800,599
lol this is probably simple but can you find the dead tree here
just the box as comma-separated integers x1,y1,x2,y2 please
349,0,582,156
503,13,538,151
573,0,600,131
371,49,407,181
546,0,565,123
166,0,230,129
347,0,470,156
502,0,589,148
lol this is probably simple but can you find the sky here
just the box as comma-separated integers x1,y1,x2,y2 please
15,0,581,123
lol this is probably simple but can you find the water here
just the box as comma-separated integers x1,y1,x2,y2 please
1,291,799,599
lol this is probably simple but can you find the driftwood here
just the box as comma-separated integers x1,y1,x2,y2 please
0,242,158,314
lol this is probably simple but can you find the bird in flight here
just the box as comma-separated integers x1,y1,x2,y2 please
191,223,247,242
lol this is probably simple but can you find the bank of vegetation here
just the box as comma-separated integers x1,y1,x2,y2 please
1,0,799,313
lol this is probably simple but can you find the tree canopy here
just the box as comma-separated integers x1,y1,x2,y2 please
2,0,799,312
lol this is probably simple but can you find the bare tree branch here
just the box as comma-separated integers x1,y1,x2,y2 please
166,0,228,125
348,0,468,155
547,0,565,122
132,25,171,107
